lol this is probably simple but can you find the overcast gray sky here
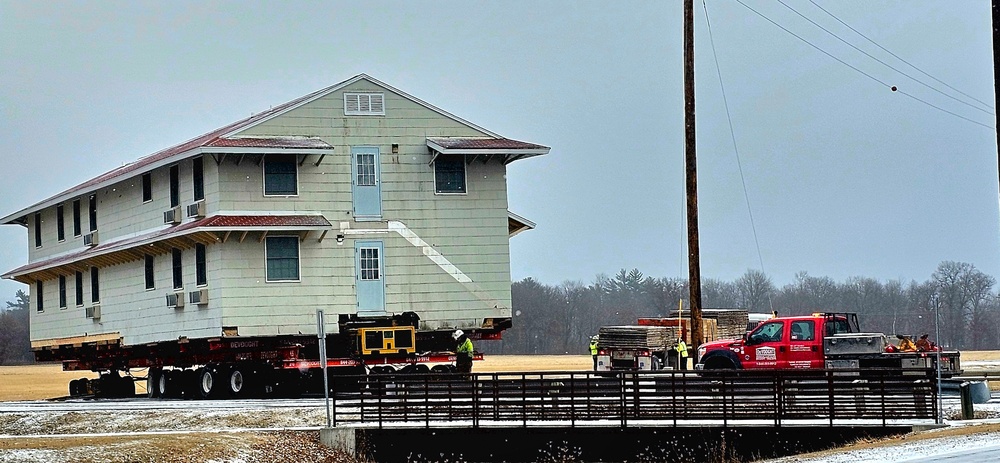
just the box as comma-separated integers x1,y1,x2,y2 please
1,0,997,301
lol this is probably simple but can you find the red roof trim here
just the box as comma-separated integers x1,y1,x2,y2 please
427,137,549,150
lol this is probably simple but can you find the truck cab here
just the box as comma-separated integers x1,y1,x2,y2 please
697,313,858,370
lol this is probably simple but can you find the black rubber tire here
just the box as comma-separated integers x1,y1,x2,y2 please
69,379,80,397
198,367,222,399
228,368,248,397
147,369,161,398
159,370,177,398
412,364,431,374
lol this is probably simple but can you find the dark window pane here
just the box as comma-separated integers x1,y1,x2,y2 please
193,157,204,201
172,248,183,289
34,213,41,247
169,165,180,207
59,276,66,308
73,200,81,236
88,195,97,232
56,206,65,241
265,237,299,281
36,280,43,311
142,173,152,202
435,158,466,193
196,244,207,286
145,255,155,290
75,272,83,306
264,159,297,195
90,267,100,303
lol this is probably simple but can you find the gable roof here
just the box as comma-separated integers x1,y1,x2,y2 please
1,74,522,225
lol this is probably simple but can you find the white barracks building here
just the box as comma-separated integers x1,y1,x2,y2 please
2,74,547,353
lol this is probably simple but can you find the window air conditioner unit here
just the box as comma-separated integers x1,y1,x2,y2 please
189,288,209,305
83,231,99,247
163,207,182,225
85,304,101,319
166,291,185,308
187,201,206,218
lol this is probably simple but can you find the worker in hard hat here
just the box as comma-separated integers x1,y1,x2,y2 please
675,338,689,370
589,335,600,370
453,329,474,376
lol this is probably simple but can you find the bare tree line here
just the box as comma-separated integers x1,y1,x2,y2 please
486,261,1000,355
3,261,999,364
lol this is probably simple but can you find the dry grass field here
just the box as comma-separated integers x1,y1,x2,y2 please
1,351,996,402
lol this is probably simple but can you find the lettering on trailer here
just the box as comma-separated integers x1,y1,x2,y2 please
229,341,261,349
756,346,777,361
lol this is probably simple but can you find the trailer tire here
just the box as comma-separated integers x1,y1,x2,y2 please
147,369,161,398
198,367,224,399
228,368,247,397
159,370,179,398
69,379,81,397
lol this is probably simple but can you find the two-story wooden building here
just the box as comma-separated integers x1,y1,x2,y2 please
1,74,547,397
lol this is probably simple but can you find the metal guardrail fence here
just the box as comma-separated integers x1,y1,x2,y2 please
329,368,938,428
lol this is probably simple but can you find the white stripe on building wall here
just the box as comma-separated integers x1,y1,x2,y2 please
340,220,501,308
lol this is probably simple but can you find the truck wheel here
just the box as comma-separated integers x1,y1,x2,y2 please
159,370,177,398
198,367,223,399
69,379,80,397
147,369,161,398
228,368,247,397
703,356,739,370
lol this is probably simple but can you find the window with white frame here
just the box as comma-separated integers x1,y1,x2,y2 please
434,158,466,193
359,247,381,280
356,153,377,186
344,93,385,116
263,158,298,196
265,236,299,281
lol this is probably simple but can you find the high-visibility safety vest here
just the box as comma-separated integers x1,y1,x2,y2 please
457,338,474,358
589,340,599,355
676,340,689,358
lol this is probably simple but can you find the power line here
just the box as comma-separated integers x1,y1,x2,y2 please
808,0,994,112
775,0,993,117
731,0,994,130
702,0,773,312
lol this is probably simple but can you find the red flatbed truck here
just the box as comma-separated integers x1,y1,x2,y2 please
696,312,961,377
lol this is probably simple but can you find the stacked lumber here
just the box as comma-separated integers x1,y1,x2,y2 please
702,309,749,340
599,325,674,350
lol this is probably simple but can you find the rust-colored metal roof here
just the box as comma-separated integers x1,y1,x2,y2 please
204,137,332,149
2,214,331,281
427,137,549,150
198,215,332,227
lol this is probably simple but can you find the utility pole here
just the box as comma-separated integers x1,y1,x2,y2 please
994,0,999,207
684,0,705,353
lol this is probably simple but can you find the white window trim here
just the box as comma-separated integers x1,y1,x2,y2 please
433,158,469,196
357,246,382,281
73,200,82,238
264,235,302,283
56,204,66,243
142,173,153,204
262,157,300,198
34,212,42,248
344,92,385,116
58,276,67,309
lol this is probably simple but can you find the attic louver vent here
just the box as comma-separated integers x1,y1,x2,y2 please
344,93,385,116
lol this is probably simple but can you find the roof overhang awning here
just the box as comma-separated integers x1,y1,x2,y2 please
204,136,335,168
508,211,536,238
2,214,332,284
427,137,549,166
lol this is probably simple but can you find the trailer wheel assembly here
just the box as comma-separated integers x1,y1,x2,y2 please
198,367,224,399
228,368,247,396
147,368,161,398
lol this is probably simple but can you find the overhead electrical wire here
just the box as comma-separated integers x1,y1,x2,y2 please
731,0,994,130
702,0,774,312
807,0,994,112
775,0,992,117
